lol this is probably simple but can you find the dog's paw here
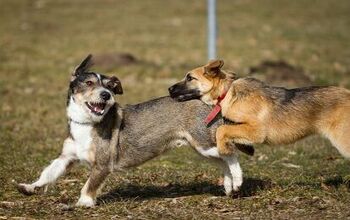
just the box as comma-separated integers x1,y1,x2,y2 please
16,183,36,196
224,188,233,196
75,196,95,208
232,178,243,192
223,176,233,196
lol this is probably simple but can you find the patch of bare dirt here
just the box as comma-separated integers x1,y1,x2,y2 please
249,60,312,88
93,52,139,71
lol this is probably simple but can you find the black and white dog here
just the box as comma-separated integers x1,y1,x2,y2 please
17,55,253,207
17,55,124,207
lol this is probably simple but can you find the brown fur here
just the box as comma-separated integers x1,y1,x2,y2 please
170,59,350,158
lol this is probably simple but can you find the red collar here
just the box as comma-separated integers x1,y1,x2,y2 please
204,90,228,125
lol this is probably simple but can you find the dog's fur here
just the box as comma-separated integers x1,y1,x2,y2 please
17,56,254,207
169,59,350,160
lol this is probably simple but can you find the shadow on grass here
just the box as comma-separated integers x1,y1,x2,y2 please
324,175,350,189
98,177,272,204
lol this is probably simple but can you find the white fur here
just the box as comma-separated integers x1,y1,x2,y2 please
67,97,92,123
70,122,93,162
223,155,242,191
31,155,75,188
67,96,107,123
223,165,233,195
19,126,95,206
76,194,95,207
76,178,95,207
195,147,220,158
96,73,102,84
20,99,95,201
24,139,78,190
177,131,242,193
177,131,219,158
66,97,96,162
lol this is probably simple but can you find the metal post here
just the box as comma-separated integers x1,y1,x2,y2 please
208,0,217,60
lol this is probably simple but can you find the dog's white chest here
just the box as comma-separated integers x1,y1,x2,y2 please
70,123,93,162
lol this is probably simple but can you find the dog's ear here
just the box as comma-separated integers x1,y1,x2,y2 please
204,59,224,76
109,76,123,95
71,54,94,80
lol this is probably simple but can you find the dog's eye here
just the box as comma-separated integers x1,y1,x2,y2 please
186,75,194,81
85,81,94,86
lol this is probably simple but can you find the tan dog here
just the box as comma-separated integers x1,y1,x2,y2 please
169,59,350,158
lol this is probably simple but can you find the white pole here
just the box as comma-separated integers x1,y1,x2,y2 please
208,0,217,60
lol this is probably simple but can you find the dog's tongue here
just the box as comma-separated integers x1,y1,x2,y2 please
93,106,103,113
91,103,104,113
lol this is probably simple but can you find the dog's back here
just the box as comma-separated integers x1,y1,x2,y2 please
229,78,350,157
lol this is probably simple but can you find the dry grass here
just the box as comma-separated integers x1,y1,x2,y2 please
1,0,350,219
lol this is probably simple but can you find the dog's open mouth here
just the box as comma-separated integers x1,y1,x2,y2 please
85,102,106,115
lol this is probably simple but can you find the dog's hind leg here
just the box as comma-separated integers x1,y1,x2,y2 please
318,107,350,159
222,155,242,192
76,167,110,207
322,123,350,159
194,146,241,195
17,138,77,195
220,161,234,196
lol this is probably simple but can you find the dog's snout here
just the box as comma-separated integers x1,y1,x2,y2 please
100,91,111,101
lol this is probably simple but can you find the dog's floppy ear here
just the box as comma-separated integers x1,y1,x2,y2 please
71,54,94,80
109,76,123,95
204,59,224,76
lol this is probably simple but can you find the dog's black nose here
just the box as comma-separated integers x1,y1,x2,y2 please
100,91,111,101
168,86,175,93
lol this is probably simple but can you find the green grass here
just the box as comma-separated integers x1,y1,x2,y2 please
1,0,350,219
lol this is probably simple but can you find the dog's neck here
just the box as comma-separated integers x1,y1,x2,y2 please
69,118,93,126
67,98,122,170
204,78,233,105
67,97,93,125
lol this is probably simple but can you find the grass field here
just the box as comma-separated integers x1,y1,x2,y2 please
1,0,350,219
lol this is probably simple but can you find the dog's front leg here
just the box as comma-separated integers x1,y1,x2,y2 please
17,138,77,195
216,124,264,155
76,167,110,207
